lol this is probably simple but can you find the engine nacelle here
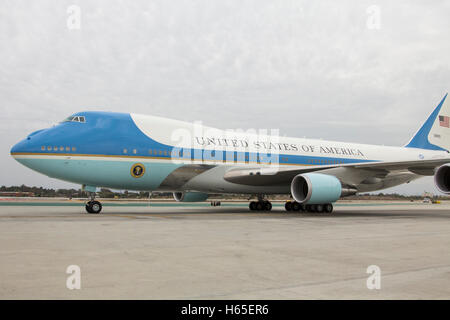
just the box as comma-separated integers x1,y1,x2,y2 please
434,164,450,194
290,173,342,204
173,191,209,202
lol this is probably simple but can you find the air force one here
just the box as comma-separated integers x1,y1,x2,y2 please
10,94,450,214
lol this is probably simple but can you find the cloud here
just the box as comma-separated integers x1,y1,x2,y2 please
0,0,449,194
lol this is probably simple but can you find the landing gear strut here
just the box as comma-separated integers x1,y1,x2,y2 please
85,193,102,214
249,196,272,211
285,201,333,213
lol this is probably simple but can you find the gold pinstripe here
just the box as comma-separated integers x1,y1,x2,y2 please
10,152,313,166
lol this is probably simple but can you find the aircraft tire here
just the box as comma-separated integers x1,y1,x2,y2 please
86,200,102,214
292,202,300,211
255,201,264,211
285,201,292,211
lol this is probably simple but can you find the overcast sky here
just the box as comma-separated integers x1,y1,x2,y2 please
1,0,449,194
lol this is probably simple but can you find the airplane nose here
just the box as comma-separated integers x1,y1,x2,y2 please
10,135,35,155
10,140,26,154
10,143,17,154
11,127,53,158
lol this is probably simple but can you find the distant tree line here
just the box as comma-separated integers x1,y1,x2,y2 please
1,185,448,200
0,185,153,199
346,192,448,200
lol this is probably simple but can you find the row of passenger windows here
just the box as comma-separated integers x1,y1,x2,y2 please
130,149,269,161
41,146,77,152
40,145,346,164
308,159,345,164
122,149,178,156
122,148,348,164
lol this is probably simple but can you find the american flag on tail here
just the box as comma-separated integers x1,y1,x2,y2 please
439,115,450,128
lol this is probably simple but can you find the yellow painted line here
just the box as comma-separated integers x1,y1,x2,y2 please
113,214,140,219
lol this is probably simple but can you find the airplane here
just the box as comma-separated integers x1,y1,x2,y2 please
10,93,450,214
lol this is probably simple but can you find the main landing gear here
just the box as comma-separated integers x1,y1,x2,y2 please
249,200,272,211
85,193,102,214
285,201,333,213
249,195,272,211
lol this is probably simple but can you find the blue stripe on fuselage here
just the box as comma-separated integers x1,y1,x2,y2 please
12,111,377,166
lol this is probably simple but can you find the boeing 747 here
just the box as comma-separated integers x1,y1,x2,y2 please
10,94,450,214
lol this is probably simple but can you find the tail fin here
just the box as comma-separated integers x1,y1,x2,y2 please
405,93,450,152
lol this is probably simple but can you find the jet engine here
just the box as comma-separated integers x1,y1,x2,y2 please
434,164,450,193
290,173,345,204
173,191,209,202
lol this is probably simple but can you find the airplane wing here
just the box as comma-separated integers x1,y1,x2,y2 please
223,157,450,186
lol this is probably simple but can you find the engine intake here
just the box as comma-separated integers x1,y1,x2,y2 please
173,191,209,202
434,164,450,194
291,173,343,204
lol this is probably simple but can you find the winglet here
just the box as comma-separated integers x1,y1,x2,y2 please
405,93,449,151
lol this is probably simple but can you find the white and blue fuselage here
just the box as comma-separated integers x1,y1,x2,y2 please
10,107,450,196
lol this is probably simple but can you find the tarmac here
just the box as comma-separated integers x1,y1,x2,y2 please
0,201,449,299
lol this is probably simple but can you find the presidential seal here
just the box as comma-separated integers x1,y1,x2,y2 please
130,163,145,178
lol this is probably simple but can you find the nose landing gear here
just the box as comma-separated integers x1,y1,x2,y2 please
86,200,102,214
85,193,102,214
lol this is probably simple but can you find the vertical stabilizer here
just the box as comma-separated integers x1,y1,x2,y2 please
405,93,450,151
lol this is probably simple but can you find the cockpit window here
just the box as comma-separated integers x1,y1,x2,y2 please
62,116,86,123
62,116,74,122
